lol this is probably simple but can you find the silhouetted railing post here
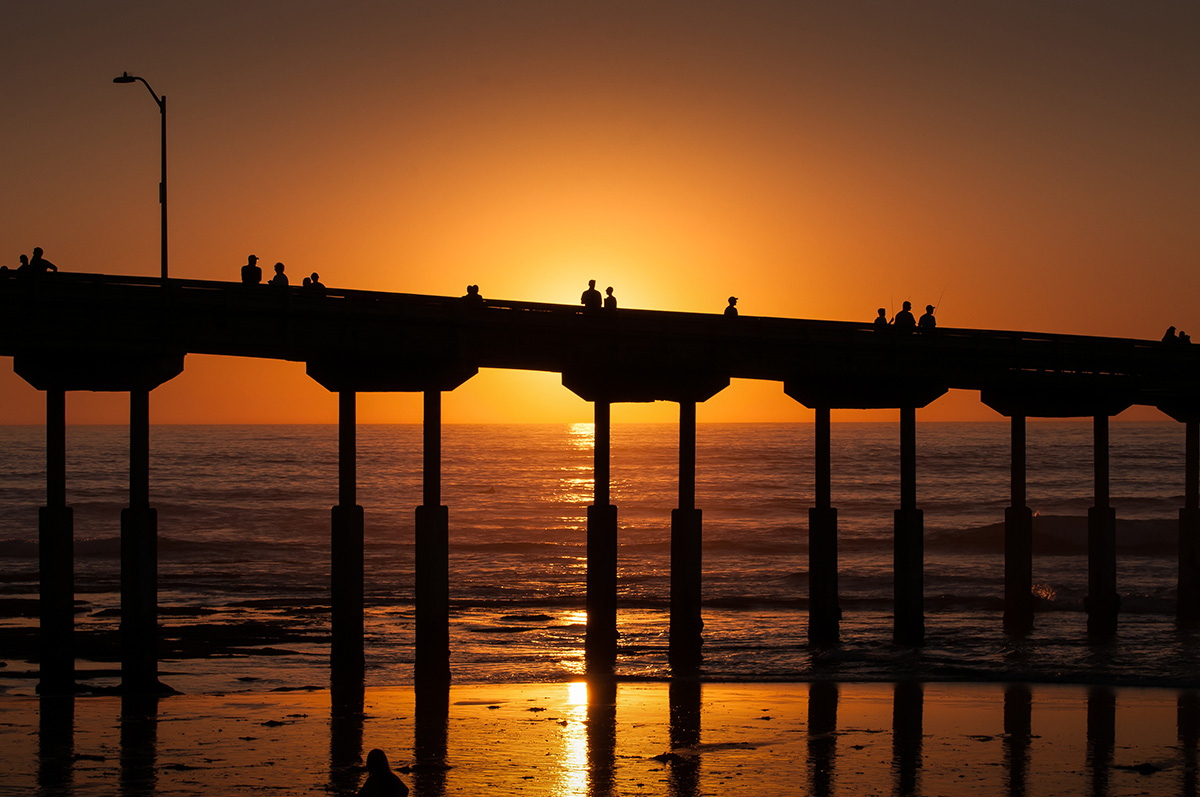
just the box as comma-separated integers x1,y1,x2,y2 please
586,400,618,671
809,406,840,644
1179,420,1200,624
670,400,703,672
120,388,159,692
331,390,364,687
415,389,450,680
1087,414,1118,636
39,388,74,694
894,406,924,646
1004,414,1035,634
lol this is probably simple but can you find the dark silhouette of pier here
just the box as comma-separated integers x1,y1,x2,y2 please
4,270,1200,693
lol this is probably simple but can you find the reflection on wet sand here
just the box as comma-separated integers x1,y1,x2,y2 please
1004,683,1032,797
37,694,73,797
892,680,922,797
668,679,701,797
20,682,1200,794
586,676,617,797
413,677,449,797
119,694,158,797
1087,686,1115,797
1181,691,1200,797
329,685,364,796
808,681,837,797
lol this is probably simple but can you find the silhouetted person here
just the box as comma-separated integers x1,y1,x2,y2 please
918,304,936,332
581,279,602,311
15,254,31,274
725,296,738,317
1164,326,1178,343
892,300,915,330
29,247,57,273
604,286,617,311
268,262,288,287
357,748,408,797
302,277,312,288
874,307,889,329
462,284,483,304
241,255,262,285
1183,331,1193,345
309,272,326,295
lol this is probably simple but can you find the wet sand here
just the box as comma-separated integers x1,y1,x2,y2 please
2,680,1195,795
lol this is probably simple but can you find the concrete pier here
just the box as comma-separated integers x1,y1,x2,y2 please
38,388,74,694
894,406,924,646
670,401,703,672
809,406,840,644
586,400,618,670
1004,415,1035,635
120,388,159,692
415,389,450,680
1087,414,1119,636
330,390,364,687
1180,420,1200,623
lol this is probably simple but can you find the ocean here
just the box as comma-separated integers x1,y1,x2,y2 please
1,421,1197,695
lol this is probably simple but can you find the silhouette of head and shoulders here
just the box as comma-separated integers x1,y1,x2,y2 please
581,279,602,311
603,286,617,311
241,255,262,285
892,300,915,329
356,748,408,797
462,284,483,304
724,296,738,317
874,307,888,328
28,247,57,274
918,304,936,332
268,262,288,287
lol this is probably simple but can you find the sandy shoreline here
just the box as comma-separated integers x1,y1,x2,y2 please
2,679,1195,796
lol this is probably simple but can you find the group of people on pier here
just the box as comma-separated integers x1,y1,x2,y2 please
1163,326,1193,345
581,279,618,311
3,246,57,276
875,301,936,332
239,254,324,294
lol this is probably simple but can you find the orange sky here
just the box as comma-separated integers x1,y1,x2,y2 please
3,2,1197,424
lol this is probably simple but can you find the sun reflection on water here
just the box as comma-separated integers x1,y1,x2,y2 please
567,423,595,451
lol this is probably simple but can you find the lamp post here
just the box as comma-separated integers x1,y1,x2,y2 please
113,72,168,281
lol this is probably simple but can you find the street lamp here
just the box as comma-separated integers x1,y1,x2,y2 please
113,72,168,281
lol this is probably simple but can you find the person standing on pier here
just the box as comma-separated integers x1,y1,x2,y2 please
240,255,262,284
874,307,889,329
892,300,915,330
28,247,57,273
725,296,738,317
604,286,617,311
268,262,288,287
918,304,936,332
581,279,602,311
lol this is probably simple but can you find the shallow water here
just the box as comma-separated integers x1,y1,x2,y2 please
0,422,1196,693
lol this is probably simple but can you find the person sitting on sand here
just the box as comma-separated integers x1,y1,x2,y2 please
357,748,408,797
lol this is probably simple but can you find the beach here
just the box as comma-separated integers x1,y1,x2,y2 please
2,681,1194,795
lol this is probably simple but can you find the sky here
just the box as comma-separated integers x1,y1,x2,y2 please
3,1,1197,424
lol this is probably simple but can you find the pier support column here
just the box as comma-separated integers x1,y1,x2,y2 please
894,406,924,646
670,400,703,672
120,388,159,692
809,406,840,644
1004,415,1035,635
893,680,923,797
1087,414,1118,637
415,389,450,680
39,388,74,694
1179,420,1200,624
331,391,364,687
586,400,618,671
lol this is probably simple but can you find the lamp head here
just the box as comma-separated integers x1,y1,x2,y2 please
113,72,137,84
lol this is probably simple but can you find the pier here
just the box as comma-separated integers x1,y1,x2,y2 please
4,271,1200,692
